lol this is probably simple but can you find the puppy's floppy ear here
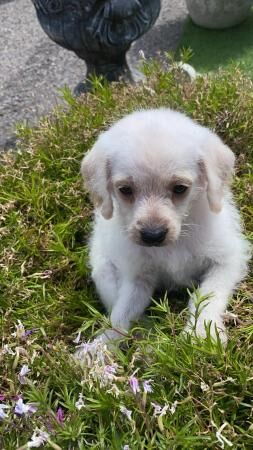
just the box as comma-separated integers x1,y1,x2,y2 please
199,132,235,213
81,142,113,219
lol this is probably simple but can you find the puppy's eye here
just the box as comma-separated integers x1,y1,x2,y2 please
118,186,133,196
173,185,188,195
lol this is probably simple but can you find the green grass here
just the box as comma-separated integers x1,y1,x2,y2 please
0,63,253,449
179,10,253,77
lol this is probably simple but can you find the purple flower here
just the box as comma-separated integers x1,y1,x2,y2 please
101,363,118,386
14,398,37,416
0,403,9,420
74,340,102,365
120,406,132,421
0,394,6,401
18,365,31,384
3,344,15,355
56,407,64,424
151,402,169,417
143,379,153,393
12,320,26,339
25,328,39,337
73,331,82,344
12,321,39,340
27,428,49,448
104,364,117,376
75,393,85,410
129,376,140,395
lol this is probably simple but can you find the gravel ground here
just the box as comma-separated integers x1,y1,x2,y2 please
0,0,188,150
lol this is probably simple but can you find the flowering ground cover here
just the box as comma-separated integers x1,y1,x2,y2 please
0,62,252,448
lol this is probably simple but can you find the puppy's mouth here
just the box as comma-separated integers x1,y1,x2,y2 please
137,240,167,248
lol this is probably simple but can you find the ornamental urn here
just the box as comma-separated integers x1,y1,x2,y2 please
31,0,161,93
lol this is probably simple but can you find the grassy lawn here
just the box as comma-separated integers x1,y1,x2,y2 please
0,64,253,448
179,10,253,78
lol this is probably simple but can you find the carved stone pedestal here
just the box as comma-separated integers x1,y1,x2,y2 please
31,0,161,94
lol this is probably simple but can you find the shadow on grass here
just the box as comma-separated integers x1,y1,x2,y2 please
179,10,253,77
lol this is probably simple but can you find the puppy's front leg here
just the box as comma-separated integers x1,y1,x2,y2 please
186,263,241,343
100,277,154,344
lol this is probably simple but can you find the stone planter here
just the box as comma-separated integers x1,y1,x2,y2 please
186,0,253,29
31,0,161,95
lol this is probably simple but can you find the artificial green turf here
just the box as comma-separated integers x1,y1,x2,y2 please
180,10,253,77
0,64,252,448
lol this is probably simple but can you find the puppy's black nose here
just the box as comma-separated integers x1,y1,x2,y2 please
140,227,168,245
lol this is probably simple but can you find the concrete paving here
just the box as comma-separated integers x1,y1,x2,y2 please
0,0,188,150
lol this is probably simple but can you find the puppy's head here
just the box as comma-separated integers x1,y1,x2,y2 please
81,109,234,247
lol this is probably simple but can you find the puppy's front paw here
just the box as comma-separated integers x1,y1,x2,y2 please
184,316,227,345
96,328,125,351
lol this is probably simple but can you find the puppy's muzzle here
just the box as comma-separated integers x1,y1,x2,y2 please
140,226,168,246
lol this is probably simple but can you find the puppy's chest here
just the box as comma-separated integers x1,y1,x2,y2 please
147,245,209,286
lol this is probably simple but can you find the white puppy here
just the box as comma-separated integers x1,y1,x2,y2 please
81,109,250,344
